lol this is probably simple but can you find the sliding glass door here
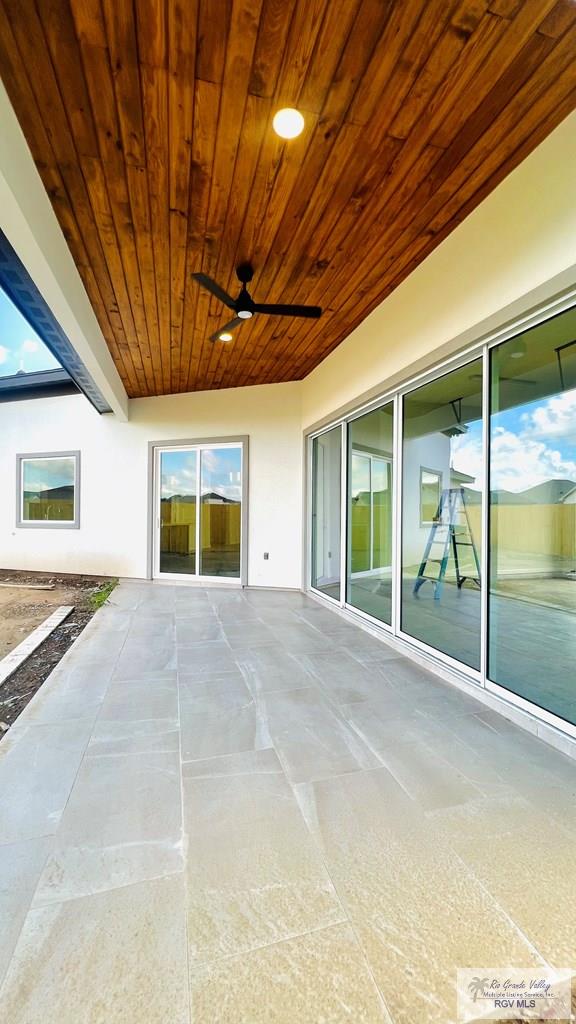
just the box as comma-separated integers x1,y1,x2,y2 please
155,441,244,582
347,403,394,624
401,359,483,669
311,426,342,600
308,298,576,737
488,307,576,724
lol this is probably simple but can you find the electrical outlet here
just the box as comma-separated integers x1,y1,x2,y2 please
263,552,269,560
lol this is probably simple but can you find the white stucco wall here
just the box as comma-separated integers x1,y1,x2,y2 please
0,382,303,587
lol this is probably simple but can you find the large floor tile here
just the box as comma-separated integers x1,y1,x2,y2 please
34,750,182,904
0,837,53,986
262,687,380,783
179,670,252,713
180,699,271,761
300,650,395,704
0,722,93,844
99,674,178,721
182,758,344,964
113,638,177,678
189,923,391,1023
237,643,316,694
86,717,180,756
178,640,238,676
451,823,576,964
0,875,189,1024
175,618,224,644
297,769,543,1024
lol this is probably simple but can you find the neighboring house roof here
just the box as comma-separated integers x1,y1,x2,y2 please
560,485,576,504
451,469,476,485
23,485,74,501
162,492,240,505
492,479,576,505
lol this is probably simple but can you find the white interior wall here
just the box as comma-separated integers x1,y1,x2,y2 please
0,382,303,587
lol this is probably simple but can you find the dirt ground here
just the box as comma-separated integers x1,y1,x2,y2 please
0,569,116,736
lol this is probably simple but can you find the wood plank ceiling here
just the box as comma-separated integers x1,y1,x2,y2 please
0,1,575,398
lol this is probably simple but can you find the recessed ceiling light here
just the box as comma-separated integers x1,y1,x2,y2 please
273,108,305,140
219,332,233,342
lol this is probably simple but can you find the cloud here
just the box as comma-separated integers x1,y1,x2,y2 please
521,388,576,440
490,426,576,492
20,338,40,354
0,345,8,364
451,413,576,494
451,433,483,488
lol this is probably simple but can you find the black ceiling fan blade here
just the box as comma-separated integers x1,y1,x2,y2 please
252,303,322,318
192,273,236,309
209,317,243,342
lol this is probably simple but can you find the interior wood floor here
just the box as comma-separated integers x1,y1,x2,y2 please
0,0,575,396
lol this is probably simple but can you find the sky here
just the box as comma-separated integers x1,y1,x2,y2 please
451,387,576,493
23,457,75,494
161,448,242,501
0,287,60,377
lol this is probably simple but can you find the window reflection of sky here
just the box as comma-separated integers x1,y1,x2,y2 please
451,389,576,494
161,448,242,501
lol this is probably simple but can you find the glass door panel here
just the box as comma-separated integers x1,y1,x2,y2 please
159,449,197,575
488,307,576,723
199,447,242,578
347,404,394,624
311,426,342,599
401,359,483,668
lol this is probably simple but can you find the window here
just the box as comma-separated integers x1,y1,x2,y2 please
402,358,483,669
17,452,80,528
489,306,576,724
347,403,394,624
311,426,342,600
419,468,442,525
307,297,576,736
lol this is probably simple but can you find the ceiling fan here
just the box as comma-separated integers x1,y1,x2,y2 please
192,263,322,342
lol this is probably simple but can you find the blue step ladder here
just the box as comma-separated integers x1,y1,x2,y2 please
413,486,480,600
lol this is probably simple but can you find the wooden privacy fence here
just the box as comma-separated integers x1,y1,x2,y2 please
466,504,576,560
161,501,241,555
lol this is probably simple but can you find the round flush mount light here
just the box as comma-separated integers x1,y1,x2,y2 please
272,107,305,140
219,332,233,342
509,339,527,359
237,309,253,319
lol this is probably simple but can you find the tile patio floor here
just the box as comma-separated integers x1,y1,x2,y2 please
1,582,575,1023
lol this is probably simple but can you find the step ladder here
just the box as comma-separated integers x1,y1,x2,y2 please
413,486,480,600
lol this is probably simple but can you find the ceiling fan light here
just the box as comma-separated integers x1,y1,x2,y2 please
237,310,253,319
218,332,233,342
273,108,305,139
